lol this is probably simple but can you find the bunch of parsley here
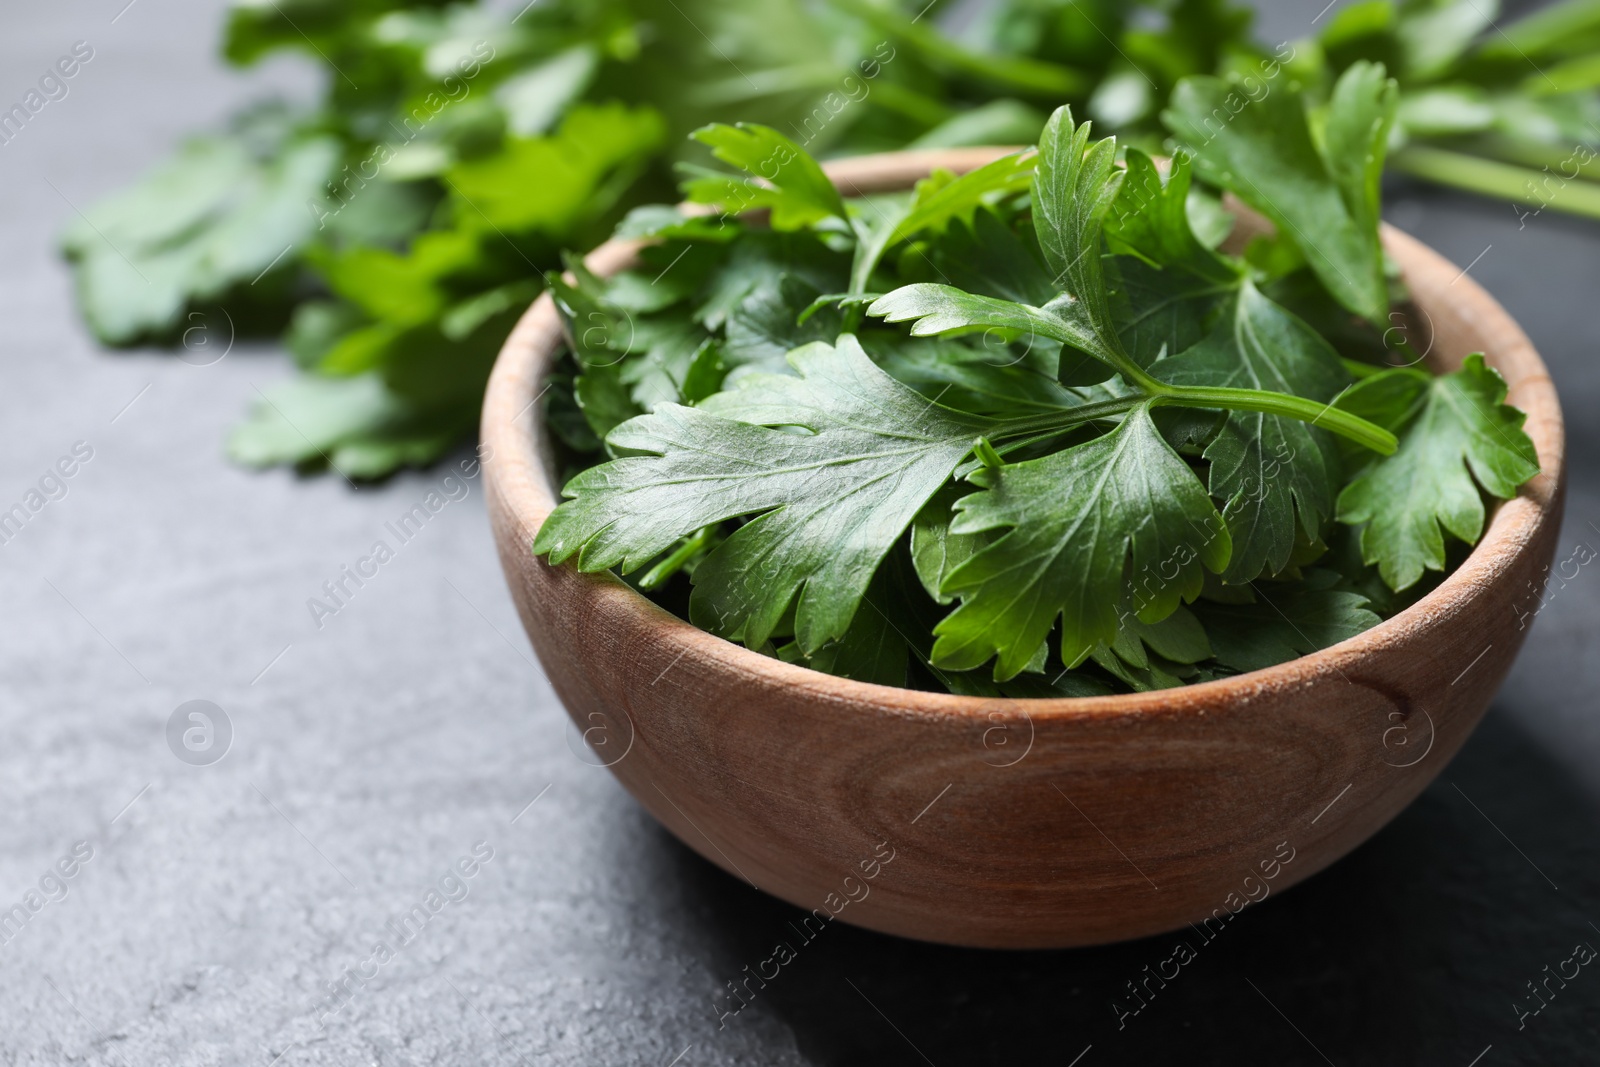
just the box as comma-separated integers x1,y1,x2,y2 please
531,64,1540,693
59,0,1591,480
62,0,1213,477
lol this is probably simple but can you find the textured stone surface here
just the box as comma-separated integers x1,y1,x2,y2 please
1,3,1597,1065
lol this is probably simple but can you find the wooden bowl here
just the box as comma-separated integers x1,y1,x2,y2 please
481,149,1566,948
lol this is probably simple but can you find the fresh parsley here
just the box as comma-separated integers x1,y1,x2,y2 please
60,0,1600,481
531,73,1540,693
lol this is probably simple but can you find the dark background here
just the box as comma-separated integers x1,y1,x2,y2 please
2,1,1597,1064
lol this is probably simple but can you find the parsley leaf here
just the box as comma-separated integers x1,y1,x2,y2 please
1092,605,1214,692
928,208,1058,306
535,335,993,652
1337,354,1540,591
1197,581,1382,673
909,485,982,606
1032,106,1136,376
847,151,1037,293
868,335,1081,416
724,275,841,373
1321,61,1399,248
1105,148,1237,285
447,103,667,234
786,565,911,688
62,121,339,344
546,263,642,443
684,123,847,232
1164,63,1398,323
932,405,1230,680
227,373,472,479
1104,147,1242,365
866,282,1119,383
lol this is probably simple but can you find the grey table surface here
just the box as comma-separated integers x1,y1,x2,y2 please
3,2,1599,1065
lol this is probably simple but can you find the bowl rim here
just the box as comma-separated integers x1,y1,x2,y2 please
482,146,1567,724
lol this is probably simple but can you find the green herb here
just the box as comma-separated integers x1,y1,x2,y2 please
63,0,1593,481
530,72,1540,693
928,405,1231,680
1336,355,1541,590
1164,61,1396,324
61,108,341,345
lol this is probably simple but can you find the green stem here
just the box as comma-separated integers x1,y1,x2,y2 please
1466,135,1600,181
824,0,1089,98
849,211,903,296
992,396,1143,440
638,526,717,589
1482,0,1600,62
1390,145,1600,221
1524,52,1600,97
987,384,1398,457
1151,386,1398,454
1116,361,1171,397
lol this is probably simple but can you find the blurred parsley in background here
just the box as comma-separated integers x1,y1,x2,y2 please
60,0,1600,478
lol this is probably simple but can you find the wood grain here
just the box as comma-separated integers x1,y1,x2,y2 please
480,149,1566,948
